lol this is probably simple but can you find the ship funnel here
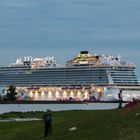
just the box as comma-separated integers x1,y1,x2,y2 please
80,51,89,54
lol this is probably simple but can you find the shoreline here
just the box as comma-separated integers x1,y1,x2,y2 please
0,100,127,104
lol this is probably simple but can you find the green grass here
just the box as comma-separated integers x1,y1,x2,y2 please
0,106,140,140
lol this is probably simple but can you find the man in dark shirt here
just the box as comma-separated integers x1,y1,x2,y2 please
44,109,52,137
118,90,123,109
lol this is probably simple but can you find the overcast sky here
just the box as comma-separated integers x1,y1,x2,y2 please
0,0,140,79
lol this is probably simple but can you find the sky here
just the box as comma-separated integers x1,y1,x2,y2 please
0,0,140,79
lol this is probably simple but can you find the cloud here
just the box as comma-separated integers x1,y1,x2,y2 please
0,0,39,8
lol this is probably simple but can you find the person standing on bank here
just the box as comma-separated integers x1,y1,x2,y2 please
118,90,123,109
44,109,52,137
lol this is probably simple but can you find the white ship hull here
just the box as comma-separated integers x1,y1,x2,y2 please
102,86,140,101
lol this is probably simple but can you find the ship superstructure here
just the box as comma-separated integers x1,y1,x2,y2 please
0,51,139,101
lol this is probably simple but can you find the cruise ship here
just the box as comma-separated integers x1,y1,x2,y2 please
0,51,140,101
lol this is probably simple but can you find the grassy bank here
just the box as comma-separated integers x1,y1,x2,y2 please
0,106,140,140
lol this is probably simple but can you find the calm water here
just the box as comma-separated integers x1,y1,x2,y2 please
0,103,126,114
